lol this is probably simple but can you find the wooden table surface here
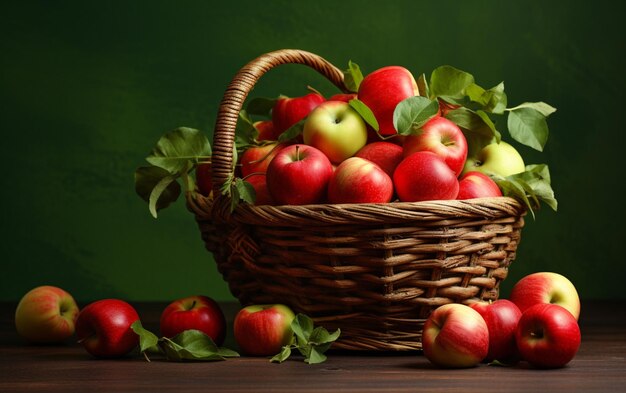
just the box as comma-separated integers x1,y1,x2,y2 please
1,300,625,392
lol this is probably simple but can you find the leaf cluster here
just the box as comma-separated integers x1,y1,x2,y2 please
270,314,341,364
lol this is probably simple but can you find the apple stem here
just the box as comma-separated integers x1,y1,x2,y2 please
295,145,301,161
143,351,152,362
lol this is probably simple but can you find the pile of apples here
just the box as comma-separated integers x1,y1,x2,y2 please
199,65,528,205
422,272,582,369
14,285,295,358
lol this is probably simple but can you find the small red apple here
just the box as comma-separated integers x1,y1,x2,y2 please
422,304,489,368
355,141,404,178
234,304,295,356
470,299,522,364
457,171,502,200
327,157,394,204
160,295,226,345
245,173,275,205
402,116,468,176
357,66,419,136
327,93,357,102
14,285,80,343
253,120,275,141
393,151,459,202
516,303,581,368
240,142,284,177
75,299,140,358
196,162,212,196
266,144,333,205
271,93,325,138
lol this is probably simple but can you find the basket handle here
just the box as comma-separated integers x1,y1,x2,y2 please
211,49,348,194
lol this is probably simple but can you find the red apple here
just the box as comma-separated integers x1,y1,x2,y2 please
509,272,580,320
75,299,140,358
234,304,295,356
355,141,404,178
303,100,368,164
457,171,502,200
516,303,581,368
393,151,459,202
402,116,468,176
253,120,275,141
266,144,333,205
240,142,284,177
196,162,212,196
327,157,394,204
422,304,489,368
14,285,80,343
357,66,419,136
470,300,522,364
160,295,226,345
246,173,275,205
271,93,325,138
327,93,357,102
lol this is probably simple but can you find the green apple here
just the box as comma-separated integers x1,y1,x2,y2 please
303,100,368,164
462,141,525,177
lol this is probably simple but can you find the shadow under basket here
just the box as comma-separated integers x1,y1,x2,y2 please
187,49,526,351
187,193,525,351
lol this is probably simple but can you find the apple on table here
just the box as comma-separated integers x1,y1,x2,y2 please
160,295,227,346
470,299,522,364
509,272,580,320
14,285,80,343
234,304,296,356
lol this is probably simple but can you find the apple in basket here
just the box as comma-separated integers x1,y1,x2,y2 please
422,304,489,368
357,65,420,136
253,120,275,142
402,116,468,176
75,299,140,358
234,304,296,356
327,157,393,204
160,295,227,345
354,141,404,178
14,285,80,343
240,142,285,177
266,144,333,205
303,100,368,164
272,92,325,138
394,151,459,202
462,140,525,178
457,171,503,200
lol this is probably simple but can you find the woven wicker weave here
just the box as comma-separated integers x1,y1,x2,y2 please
186,49,526,351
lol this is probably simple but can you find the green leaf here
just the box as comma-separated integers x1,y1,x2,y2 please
277,118,306,142
430,65,475,102
344,60,364,93
246,97,277,117
392,96,440,136
291,314,314,344
349,99,379,131
235,178,256,205
235,110,258,149
509,101,557,117
270,346,293,363
466,82,508,114
510,164,558,211
131,321,159,355
445,107,501,143
507,107,549,151
416,73,430,98
134,166,181,218
146,127,211,174
159,330,240,362
305,347,328,364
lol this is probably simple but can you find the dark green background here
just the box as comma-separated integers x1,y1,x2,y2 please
2,1,624,302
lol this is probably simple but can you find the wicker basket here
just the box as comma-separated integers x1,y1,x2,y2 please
186,49,526,351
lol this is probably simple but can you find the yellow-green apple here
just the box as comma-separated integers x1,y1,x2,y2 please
470,299,522,364
327,93,357,102
266,144,333,205
403,116,468,176
463,141,525,177
246,173,275,205
233,304,295,356
160,295,226,345
14,285,80,343
303,100,368,164
253,120,275,142
271,93,325,138
357,66,419,136
515,303,581,368
355,141,403,178
240,142,284,177
422,304,489,368
509,272,580,320
196,162,212,196
393,152,459,202
457,171,502,200
327,157,393,204
75,299,140,358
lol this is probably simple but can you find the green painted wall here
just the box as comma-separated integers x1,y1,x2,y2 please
2,1,624,302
